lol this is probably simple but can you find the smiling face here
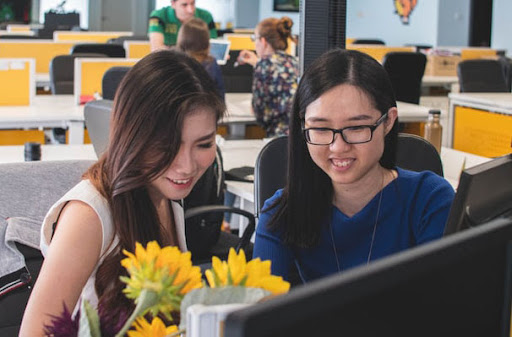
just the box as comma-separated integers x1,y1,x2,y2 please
304,84,397,190
147,108,217,204
172,0,196,23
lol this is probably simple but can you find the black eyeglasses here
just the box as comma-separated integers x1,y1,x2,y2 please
303,113,388,145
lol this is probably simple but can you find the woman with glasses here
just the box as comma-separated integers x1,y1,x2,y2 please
253,49,455,284
236,16,299,137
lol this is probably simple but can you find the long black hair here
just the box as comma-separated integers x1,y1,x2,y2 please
268,49,398,248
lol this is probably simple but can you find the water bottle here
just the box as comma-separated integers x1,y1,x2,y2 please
424,109,442,153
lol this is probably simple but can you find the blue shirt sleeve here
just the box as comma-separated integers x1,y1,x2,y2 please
252,189,294,280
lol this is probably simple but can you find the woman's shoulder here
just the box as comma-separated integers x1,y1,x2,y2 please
261,189,285,214
395,167,454,194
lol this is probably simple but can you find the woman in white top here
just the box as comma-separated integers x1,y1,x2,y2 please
19,50,225,336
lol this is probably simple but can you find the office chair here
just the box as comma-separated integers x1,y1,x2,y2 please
254,136,289,217
102,66,131,100
70,43,126,58
221,50,254,93
382,52,427,104
457,59,509,93
0,160,95,336
183,146,256,267
351,39,385,45
84,99,114,157
498,56,512,91
49,53,107,94
395,133,443,176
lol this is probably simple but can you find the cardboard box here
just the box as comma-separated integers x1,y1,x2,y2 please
424,55,461,76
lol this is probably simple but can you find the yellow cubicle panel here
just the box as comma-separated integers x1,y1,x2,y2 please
453,106,512,157
0,40,74,73
53,31,133,43
74,58,140,105
346,45,415,63
0,58,35,106
222,33,295,55
0,130,45,145
460,48,497,61
7,24,31,32
346,37,355,45
124,41,151,59
223,34,255,50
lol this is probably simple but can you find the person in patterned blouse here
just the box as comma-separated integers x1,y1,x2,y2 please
237,17,299,137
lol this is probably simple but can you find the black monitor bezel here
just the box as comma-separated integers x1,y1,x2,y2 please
224,217,512,337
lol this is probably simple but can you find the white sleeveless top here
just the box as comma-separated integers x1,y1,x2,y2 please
40,179,187,315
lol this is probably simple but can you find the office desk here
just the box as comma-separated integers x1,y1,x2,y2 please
448,93,512,157
0,95,85,144
0,144,97,163
422,75,459,93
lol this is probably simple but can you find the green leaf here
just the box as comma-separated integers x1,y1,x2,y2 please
78,300,101,337
179,286,271,330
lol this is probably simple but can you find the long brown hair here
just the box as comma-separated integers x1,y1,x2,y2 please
177,17,212,63
258,16,296,52
84,50,225,316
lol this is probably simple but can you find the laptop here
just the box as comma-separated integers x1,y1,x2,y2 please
83,99,113,157
209,39,231,65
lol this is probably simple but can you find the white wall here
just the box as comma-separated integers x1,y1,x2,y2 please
491,0,512,56
347,0,439,46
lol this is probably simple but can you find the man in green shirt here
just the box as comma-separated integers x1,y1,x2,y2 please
148,0,218,51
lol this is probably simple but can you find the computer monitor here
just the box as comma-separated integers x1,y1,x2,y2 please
209,39,231,65
444,153,512,235
224,217,512,337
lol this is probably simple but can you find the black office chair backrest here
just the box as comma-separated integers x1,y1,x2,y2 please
254,136,289,217
457,59,509,93
351,39,385,45
70,43,126,58
395,133,443,176
221,50,254,93
49,53,107,94
101,66,131,100
382,52,427,104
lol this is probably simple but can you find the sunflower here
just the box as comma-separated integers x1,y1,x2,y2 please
205,248,290,294
120,241,203,320
127,317,178,337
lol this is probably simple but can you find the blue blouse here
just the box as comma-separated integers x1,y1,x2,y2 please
253,168,455,283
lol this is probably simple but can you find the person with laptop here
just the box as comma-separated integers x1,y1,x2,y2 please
148,0,217,51
236,16,299,137
253,49,455,284
19,50,225,336
177,18,225,100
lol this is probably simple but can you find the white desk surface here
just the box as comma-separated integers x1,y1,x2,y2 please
422,75,458,86
223,93,431,124
449,92,512,115
36,73,50,88
0,144,97,163
0,95,85,144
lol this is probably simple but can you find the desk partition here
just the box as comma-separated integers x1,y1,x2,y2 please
53,31,133,43
460,48,497,60
124,40,151,59
74,58,139,105
0,39,74,74
0,58,35,106
346,45,415,63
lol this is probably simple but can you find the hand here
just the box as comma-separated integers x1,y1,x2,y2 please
236,50,258,67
